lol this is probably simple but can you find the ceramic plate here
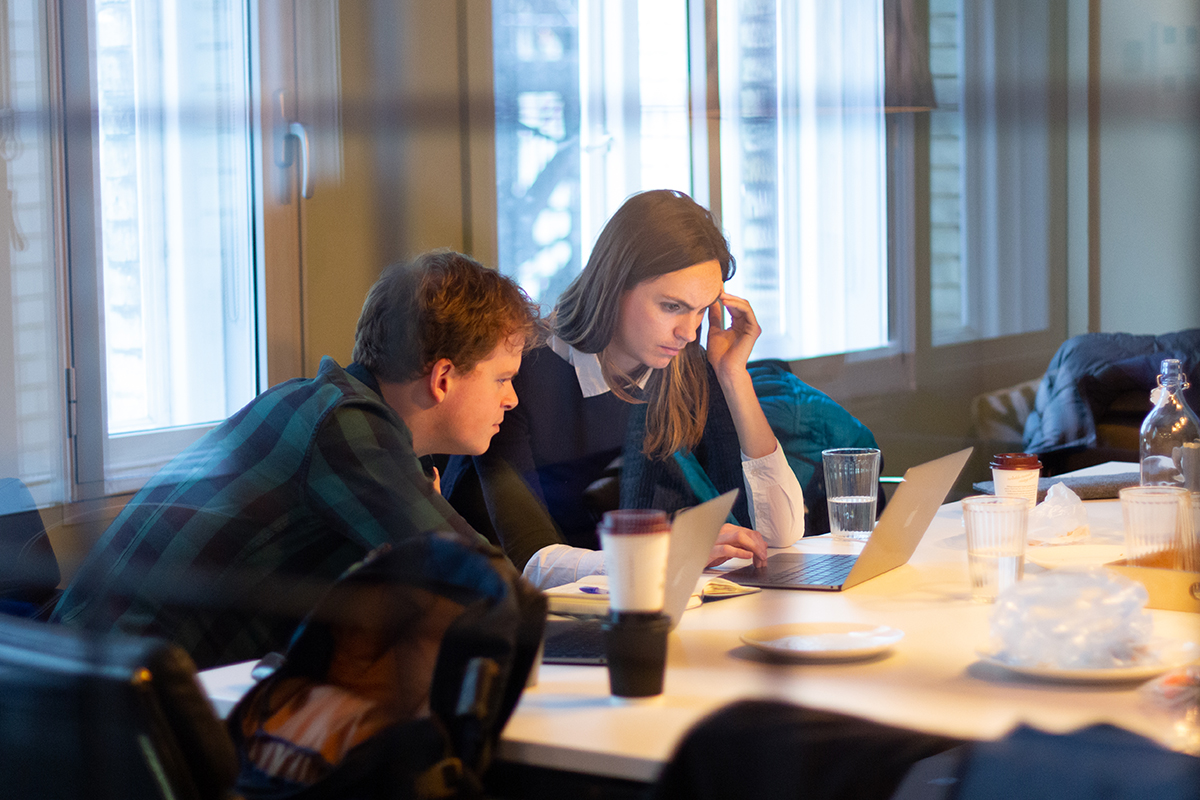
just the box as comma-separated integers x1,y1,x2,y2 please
740,622,904,661
1024,544,1125,570
977,639,1200,683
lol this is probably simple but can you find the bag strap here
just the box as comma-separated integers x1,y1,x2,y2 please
672,451,739,525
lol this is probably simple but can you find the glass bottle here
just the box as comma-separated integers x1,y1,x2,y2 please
1139,359,1200,491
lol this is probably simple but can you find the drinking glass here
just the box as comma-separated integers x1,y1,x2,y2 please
1120,485,1187,569
962,495,1028,603
822,448,880,542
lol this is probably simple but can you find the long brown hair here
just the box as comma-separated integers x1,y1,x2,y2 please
555,190,735,458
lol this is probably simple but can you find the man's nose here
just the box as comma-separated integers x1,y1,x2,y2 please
504,384,518,410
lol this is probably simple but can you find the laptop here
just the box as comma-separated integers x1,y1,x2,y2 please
723,447,972,591
542,490,737,665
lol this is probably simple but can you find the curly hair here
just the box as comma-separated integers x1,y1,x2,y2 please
352,250,540,382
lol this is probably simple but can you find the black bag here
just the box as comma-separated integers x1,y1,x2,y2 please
227,533,547,800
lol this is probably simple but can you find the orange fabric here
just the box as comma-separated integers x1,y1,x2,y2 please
240,586,469,785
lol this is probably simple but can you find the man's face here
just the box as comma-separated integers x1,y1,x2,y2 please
437,334,523,455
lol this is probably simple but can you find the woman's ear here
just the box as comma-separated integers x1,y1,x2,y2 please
426,358,454,404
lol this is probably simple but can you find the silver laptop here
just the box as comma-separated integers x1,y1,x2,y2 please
542,490,737,664
724,447,972,591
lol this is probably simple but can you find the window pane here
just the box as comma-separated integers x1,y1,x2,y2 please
493,0,692,308
929,0,1053,346
94,0,255,436
718,0,889,360
0,0,65,505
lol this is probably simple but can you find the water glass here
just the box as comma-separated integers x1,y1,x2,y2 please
1120,485,1187,569
1182,492,1200,573
822,448,881,542
962,495,1028,603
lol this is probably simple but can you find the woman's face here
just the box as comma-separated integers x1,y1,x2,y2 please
608,259,724,373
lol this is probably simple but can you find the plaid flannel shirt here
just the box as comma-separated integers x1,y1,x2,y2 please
54,357,478,668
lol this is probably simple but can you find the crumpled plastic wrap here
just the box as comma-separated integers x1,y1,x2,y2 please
989,569,1153,668
1027,483,1089,545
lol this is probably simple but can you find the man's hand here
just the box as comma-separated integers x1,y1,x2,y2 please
707,523,768,568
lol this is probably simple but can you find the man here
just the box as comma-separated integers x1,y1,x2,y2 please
53,250,538,668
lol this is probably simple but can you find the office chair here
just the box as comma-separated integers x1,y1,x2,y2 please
0,613,238,800
0,477,61,617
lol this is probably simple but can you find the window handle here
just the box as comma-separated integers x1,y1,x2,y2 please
286,121,312,199
274,90,312,200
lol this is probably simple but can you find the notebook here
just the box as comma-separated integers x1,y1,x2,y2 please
542,490,738,665
723,447,973,591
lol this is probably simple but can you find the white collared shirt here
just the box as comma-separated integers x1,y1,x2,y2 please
523,338,806,589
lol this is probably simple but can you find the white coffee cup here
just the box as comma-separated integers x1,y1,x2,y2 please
598,510,671,613
990,452,1042,510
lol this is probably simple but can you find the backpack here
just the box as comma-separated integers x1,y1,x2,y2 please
673,360,883,535
226,532,547,800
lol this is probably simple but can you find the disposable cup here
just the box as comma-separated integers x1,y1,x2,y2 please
962,495,1028,603
602,612,670,697
598,509,671,613
990,452,1042,510
823,448,880,542
1120,485,1186,569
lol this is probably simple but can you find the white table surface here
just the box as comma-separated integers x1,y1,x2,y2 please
199,462,1199,783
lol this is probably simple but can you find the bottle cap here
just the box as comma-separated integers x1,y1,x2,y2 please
597,509,670,536
990,452,1042,471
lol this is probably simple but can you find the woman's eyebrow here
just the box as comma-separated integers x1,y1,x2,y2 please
659,293,721,311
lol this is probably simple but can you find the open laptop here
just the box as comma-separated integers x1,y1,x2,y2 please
542,490,737,664
723,447,972,591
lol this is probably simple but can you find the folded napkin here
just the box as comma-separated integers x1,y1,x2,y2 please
973,471,1139,502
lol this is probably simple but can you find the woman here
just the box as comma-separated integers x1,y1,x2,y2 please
442,190,804,588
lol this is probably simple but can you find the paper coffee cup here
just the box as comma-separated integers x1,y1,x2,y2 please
990,452,1042,510
599,510,671,613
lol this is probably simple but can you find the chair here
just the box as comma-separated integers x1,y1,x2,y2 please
0,613,238,800
0,477,61,617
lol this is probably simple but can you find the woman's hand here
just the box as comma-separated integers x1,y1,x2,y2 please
705,292,762,379
707,523,769,569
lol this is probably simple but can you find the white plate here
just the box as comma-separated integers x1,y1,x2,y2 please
1025,544,1125,570
740,622,904,661
977,639,1200,683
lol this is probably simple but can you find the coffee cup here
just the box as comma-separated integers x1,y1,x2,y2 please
598,509,672,697
598,509,671,613
990,452,1042,510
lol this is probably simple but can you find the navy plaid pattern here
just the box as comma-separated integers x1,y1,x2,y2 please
53,357,478,668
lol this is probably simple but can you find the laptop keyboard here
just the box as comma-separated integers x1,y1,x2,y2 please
768,554,857,585
542,618,607,665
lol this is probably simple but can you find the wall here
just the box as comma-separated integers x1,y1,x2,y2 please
1096,0,1200,335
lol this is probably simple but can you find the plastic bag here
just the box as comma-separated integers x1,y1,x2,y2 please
989,569,1152,669
1027,483,1089,545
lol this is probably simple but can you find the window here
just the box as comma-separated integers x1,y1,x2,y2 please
64,0,258,497
929,0,1054,347
0,0,297,506
716,0,889,359
492,0,892,362
0,0,63,506
492,0,695,310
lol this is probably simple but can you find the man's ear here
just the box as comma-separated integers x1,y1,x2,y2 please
426,358,455,405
